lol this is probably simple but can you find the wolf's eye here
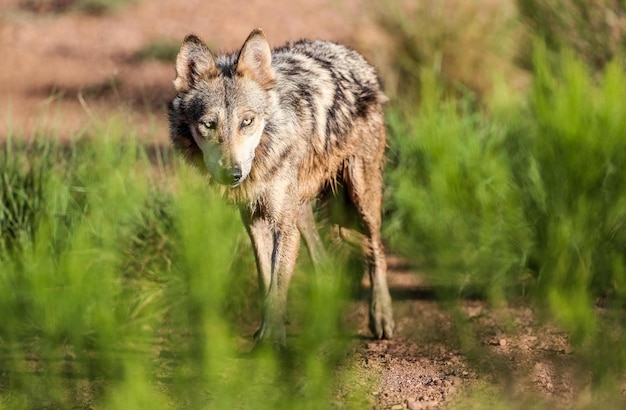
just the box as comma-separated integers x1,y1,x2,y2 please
198,120,217,138
241,117,254,128
202,120,217,130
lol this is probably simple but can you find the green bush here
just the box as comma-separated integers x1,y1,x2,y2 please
385,70,532,301
524,47,626,379
386,46,626,386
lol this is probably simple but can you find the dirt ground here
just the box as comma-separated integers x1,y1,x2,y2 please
344,256,582,409
0,1,587,408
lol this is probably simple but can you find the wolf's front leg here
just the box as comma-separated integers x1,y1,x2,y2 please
242,209,300,349
261,222,300,349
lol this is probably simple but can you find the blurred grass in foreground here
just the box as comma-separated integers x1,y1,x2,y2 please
0,121,358,408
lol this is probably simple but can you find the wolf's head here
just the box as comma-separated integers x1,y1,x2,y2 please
171,29,274,187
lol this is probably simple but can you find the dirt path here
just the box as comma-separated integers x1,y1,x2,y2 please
343,257,579,409
0,2,583,408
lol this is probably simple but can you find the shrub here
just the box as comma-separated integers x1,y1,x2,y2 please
385,47,626,386
385,70,532,301
524,45,626,342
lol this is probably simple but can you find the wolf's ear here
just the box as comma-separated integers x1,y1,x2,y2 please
236,29,275,90
174,34,218,92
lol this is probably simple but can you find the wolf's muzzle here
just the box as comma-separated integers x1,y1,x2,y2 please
220,165,243,187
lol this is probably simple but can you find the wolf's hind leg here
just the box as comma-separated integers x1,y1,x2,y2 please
345,158,394,339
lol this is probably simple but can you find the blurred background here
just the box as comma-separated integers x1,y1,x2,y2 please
2,1,626,409
1,0,374,139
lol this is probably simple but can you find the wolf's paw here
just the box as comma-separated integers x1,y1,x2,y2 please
253,322,287,352
369,299,395,339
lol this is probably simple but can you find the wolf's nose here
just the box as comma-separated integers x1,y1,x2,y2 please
219,166,243,186
231,166,243,183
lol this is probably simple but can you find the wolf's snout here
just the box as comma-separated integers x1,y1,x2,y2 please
220,165,244,186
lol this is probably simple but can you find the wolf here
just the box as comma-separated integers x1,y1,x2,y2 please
168,28,394,348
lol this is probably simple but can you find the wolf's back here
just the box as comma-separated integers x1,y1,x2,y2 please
263,40,386,156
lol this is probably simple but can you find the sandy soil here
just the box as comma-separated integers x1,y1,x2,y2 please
0,1,585,408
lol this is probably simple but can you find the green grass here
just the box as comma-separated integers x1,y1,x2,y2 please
0,119,361,409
